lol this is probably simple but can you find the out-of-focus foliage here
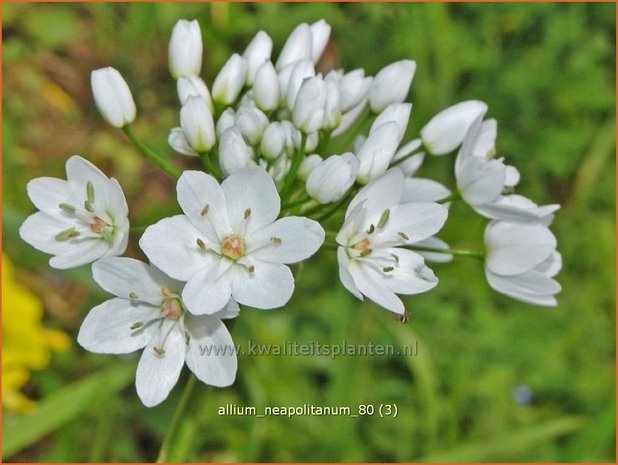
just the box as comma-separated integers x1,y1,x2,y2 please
2,3,615,462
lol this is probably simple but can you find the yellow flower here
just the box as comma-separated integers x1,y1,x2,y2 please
2,254,70,412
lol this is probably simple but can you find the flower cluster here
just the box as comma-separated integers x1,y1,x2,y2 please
19,18,562,406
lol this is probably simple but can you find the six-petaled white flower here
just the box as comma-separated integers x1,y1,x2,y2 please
336,169,448,314
77,257,238,407
140,167,325,315
20,156,129,269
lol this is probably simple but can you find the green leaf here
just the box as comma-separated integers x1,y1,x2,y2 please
2,364,134,458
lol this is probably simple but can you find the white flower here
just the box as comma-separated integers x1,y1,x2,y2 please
275,23,313,70
370,103,412,140
298,154,322,180
323,72,342,130
292,75,327,134
356,121,401,184
310,19,331,64
168,19,203,79
368,60,416,113
218,127,255,176
253,61,280,111
91,67,136,128
243,31,273,85
260,122,287,160
285,59,316,111
20,156,129,269
336,169,448,314
484,221,561,306
140,167,325,314
235,106,269,145
180,96,216,153
306,153,359,204
216,107,236,139
77,257,238,407
474,194,560,224
168,127,198,157
212,54,248,105
177,75,213,111
421,100,488,155
340,69,372,113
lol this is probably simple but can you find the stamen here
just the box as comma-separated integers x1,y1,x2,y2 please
271,237,282,245
367,224,375,234
129,292,139,299
201,204,209,216
153,346,166,356
84,200,94,212
59,203,76,214
130,321,144,330
391,253,400,264
196,238,207,251
377,209,390,228
383,266,394,273
161,288,172,297
248,265,255,273
86,181,95,204
244,208,252,219
55,228,79,241
398,232,409,241
359,249,372,257
184,331,191,345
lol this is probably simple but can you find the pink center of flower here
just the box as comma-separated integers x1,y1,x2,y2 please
90,217,107,233
221,235,245,261
353,238,371,251
160,298,183,320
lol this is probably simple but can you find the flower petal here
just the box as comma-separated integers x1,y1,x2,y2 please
135,321,186,407
182,266,233,315
185,315,237,387
347,260,405,314
246,216,325,264
26,177,71,215
336,247,363,300
382,248,438,295
77,298,158,354
222,166,280,235
375,202,448,245
346,168,404,219
212,299,241,320
402,177,451,204
20,211,75,255
456,155,505,206
231,259,294,309
485,269,560,307
485,221,557,276
177,170,231,242
140,215,216,281
473,194,561,223
413,236,453,263
50,238,110,269
65,156,114,206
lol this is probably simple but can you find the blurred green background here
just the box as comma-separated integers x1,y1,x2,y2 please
2,2,615,462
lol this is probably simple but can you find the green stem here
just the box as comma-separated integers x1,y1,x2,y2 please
156,374,197,463
282,192,311,210
313,193,352,223
199,150,223,181
322,242,338,250
123,126,180,179
404,244,484,260
436,192,461,204
280,133,308,200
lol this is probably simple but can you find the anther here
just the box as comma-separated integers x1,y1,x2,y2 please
59,203,76,214
248,265,255,273
383,266,394,273
84,200,94,212
359,249,372,257
129,292,139,299
55,228,79,241
398,232,409,241
271,237,282,245
377,209,390,228
201,204,209,216
184,331,191,345
161,288,172,297
391,253,400,264
196,238,207,251
153,346,166,356
244,208,252,219
86,181,95,204
130,321,144,330
367,224,375,234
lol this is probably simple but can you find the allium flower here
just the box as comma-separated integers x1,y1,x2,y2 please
275,23,313,70
292,75,327,134
253,61,280,111
336,169,448,314
177,75,213,110
243,31,273,85
180,96,216,153
484,220,561,306
368,60,416,113
306,153,359,204
91,67,136,128
356,121,402,184
77,257,238,407
140,167,325,315
20,156,129,269
212,54,248,105
340,69,372,113
218,126,255,176
309,19,331,64
168,19,203,79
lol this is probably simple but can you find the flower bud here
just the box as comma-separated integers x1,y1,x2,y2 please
168,127,198,157
472,118,497,159
243,31,273,85
323,73,342,130
216,107,236,139
340,69,372,112
305,132,319,153
253,61,280,111
91,67,136,128
260,122,286,160
268,155,291,183
298,154,322,180
286,59,315,111
356,121,400,184
235,106,269,145
368,59,416,113
275,23,312,70
219,127,254,176
180,96,216,152
177,75,213,111
292,75,326,134
168,19,202,79
310,19,331,64
421,100,488,155
306,153,359,203
370,103,412,141
280,121,301,156
212,54,248,105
